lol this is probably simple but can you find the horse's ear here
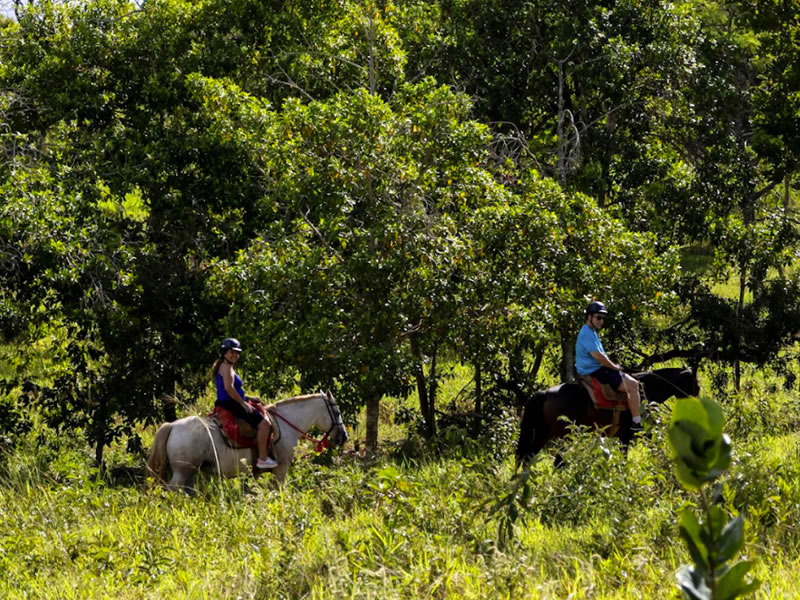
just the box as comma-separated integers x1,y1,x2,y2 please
689,356,702,375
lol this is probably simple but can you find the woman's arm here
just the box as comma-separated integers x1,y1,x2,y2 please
220,363,247,406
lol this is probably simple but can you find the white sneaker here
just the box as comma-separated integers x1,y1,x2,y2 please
256,457,278,469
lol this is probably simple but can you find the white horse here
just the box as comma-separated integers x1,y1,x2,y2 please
146,392,348,493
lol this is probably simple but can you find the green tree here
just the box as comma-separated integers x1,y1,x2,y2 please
0,0,335,461
390,0,701,375
462,172,680,390
208,79,501,446
651,0,800,386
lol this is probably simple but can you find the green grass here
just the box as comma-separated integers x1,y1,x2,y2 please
2,379,800,599
2,356,800,598
679,242,797,302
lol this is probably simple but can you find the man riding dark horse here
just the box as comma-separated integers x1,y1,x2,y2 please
515,300,701,465
576,301,643,432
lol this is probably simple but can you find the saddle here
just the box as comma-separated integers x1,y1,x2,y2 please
208,399,281,450
578,375,628,410
578,375,629,437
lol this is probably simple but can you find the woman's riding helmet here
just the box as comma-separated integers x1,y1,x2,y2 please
220,337,243,354
586,301,609,316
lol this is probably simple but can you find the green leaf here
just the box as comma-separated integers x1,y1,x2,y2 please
671,397,711,432
669,397,732,489
699,396,724,439
677,565,712,600
716,560,759,600
707,435,733,479
679,511,709,571
669,421,711,469
716,515,744,564
707,505,728,541
122,189,149,222
675,461,706,490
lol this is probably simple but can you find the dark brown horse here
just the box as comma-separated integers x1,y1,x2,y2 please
516,367,700,465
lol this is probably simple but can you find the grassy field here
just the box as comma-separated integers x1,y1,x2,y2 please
2,364,800,599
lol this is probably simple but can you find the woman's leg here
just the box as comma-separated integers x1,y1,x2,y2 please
256,419,271,461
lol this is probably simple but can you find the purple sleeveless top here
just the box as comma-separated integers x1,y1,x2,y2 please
215,372,245,410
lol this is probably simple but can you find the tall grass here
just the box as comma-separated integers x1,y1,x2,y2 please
2,367,800,598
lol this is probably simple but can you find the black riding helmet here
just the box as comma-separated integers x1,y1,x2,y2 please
220,337,243,355
586,301,609,316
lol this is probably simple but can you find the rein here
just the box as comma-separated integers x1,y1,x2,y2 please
636,369,697,398
267,393,343,453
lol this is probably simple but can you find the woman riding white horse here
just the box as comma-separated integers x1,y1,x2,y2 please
213,337,277,470
146,388,349,493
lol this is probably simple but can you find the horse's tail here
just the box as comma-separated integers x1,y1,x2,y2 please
515,391,547,469
145,422,173,486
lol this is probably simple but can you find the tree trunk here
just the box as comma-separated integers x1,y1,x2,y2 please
94,437,105,469
93,393,107,469
365,392,380,452
560,329,575,383
557,58,568,189
474,361,482,415
411,337,432,438
734,265,746,392
530,345,545,382
363,12,380,452
556,55,580,190
472,360,483,436
427,346,438,438
778,173,790,278
734,185,754,394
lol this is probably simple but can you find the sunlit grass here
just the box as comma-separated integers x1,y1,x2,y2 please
3,350,800,598
680,243,798,302
2,389,799,600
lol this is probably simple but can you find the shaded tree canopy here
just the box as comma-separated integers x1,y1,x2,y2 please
1,0,798,457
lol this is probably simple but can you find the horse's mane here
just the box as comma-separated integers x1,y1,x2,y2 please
267,392,325,409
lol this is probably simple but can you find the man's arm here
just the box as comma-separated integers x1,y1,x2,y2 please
590,351,621,371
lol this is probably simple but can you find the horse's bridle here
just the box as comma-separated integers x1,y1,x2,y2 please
267,392,346,451
321,391,347,441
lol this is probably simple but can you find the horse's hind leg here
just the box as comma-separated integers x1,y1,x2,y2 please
169,467,198,496
271,462,289,486
530,423,554,459
517,429,554,470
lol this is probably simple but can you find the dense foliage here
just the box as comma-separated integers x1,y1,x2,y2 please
1,0,798,456
2,4,799,597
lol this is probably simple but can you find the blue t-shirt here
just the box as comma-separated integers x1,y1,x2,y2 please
575,324,605,375
215,372,245,409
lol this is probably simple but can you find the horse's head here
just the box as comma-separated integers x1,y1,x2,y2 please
678,367,701,398
636,367,701,403
323,391,349,447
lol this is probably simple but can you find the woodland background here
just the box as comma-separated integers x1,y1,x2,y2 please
2,0,799,460
1,1,800,597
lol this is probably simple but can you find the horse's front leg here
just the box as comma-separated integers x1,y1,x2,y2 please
269,444,295,485
271,461,290,485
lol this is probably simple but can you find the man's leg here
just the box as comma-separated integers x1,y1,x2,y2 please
619,373,641,418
